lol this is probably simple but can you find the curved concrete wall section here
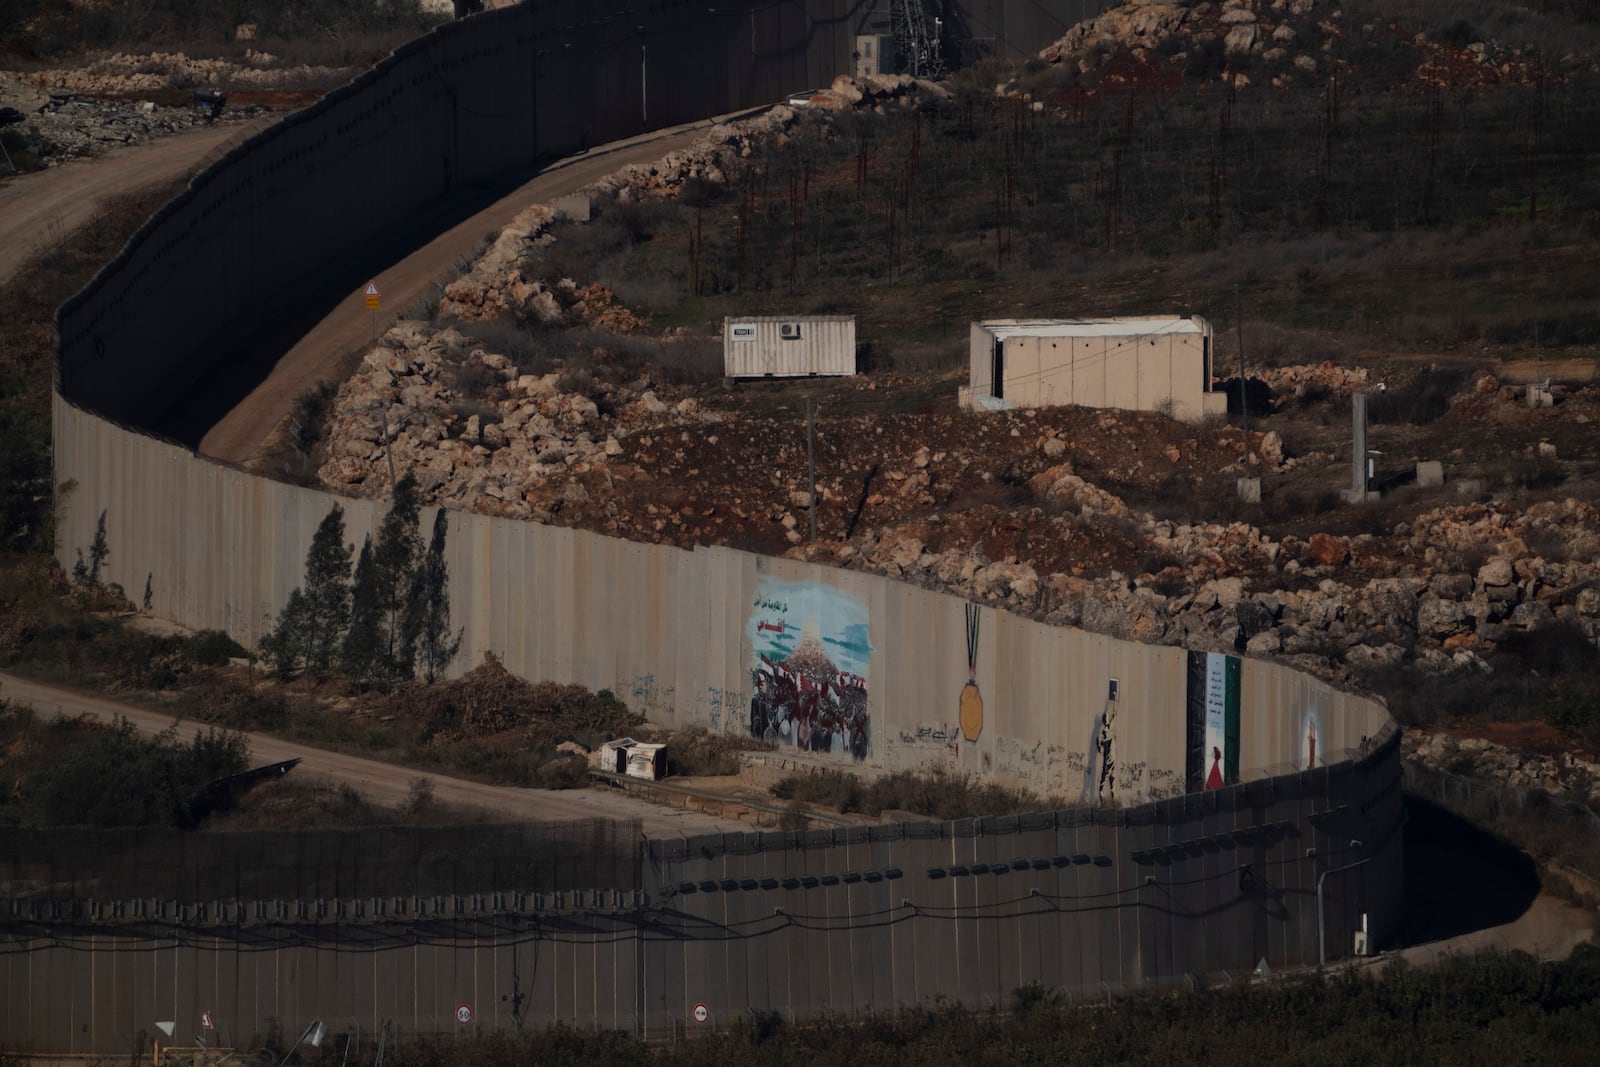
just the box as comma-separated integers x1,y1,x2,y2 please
1,738,1401,1050
54,0,863,430
54,398,1390,801
38,4,1403,1052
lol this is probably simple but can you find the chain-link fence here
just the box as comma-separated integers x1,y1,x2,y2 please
1402,760,1600,885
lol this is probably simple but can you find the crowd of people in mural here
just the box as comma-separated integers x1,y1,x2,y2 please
749,652,870,761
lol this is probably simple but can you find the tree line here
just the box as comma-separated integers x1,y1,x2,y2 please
262,475,461,687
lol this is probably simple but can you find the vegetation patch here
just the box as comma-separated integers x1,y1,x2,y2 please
773,766,1064,820
0,701,247,828
245,947,1600,1064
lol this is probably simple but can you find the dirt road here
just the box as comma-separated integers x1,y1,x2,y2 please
198,114,761,466
0,118,270,285
0,669,738,837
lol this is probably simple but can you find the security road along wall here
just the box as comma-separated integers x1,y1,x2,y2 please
33,0,1402,1054
54,0,864,437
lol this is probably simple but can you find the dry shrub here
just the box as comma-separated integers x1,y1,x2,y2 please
665,725,771,777
211,778,393,830
773,767,1057,819
385,651,642,746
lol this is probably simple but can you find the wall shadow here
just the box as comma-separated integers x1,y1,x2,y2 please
141,168,549,449
1395,793,1540,947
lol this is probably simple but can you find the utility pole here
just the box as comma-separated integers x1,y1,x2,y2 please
806,398,817,543
1236,285,1250,467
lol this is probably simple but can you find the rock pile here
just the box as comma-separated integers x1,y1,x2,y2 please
18,51,353,94
1406,731,1600,799
1,71,261,167
317,321,713,520
796,493,1600,692
1256,361,1370,405
1026,0,1566,93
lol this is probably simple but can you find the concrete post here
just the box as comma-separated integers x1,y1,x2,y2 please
1348,392,1368,501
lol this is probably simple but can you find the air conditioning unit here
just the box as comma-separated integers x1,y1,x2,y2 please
1352,930,1371,957
780,323,802,340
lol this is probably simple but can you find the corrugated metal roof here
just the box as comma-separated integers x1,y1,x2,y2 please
978,317,1203,339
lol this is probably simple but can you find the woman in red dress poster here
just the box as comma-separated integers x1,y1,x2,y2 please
1205,745,1224,790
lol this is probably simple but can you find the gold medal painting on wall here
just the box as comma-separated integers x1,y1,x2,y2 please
960,602,983,742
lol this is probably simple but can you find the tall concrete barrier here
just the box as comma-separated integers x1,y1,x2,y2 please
33,0,1403,1054
1,733,1401,1051
54,397,1390,805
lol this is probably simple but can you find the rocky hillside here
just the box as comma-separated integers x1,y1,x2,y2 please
1027,0,1585,92
0,48,353,169
281,6,1600,787
308,73,1600,743
319,306,1600,698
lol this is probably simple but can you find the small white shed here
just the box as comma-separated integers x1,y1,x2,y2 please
723,315,857,378
596,738,667,780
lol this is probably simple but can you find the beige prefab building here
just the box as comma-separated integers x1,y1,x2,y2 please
723,315,856,378
961,317,1227,422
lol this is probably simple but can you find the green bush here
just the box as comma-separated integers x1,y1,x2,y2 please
29,716,248,828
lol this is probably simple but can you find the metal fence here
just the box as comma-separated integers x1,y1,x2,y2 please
1,737,1403,1053
0,820,643,902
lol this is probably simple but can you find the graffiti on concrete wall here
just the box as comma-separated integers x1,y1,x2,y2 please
747,577,873,760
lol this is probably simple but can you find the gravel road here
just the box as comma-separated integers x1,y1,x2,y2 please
0,669,738,837
0,118,271,285
197,114,761,465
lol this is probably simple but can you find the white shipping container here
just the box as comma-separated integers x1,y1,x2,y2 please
723,315,857,378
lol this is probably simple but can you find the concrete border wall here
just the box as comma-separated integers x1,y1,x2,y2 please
32,1,1404,1054
54,396,1390,803
55,0,869,430
1,733,1401,1052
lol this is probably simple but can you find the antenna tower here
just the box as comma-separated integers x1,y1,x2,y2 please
891,0,947,79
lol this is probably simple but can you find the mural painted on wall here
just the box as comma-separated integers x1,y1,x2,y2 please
1186,651,1241,792
1097,702,1118,804
959,602,983,742
748,577,873,761
1298,709,1323,771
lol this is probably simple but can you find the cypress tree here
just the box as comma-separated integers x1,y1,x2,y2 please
262,588,311,679
261,503,352,682
301,503,353,678
372,474,424,682
342,535,382,686
403,508,463,684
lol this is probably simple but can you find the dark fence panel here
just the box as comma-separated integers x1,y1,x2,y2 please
0,820,644,901
0,736,1401,1051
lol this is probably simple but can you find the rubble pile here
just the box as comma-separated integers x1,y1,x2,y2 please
17,51,353,94
1023,0,1575,94
0,72,263,165
317,321,715,520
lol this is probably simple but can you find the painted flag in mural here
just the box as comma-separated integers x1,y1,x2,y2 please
1186,651,1240,792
